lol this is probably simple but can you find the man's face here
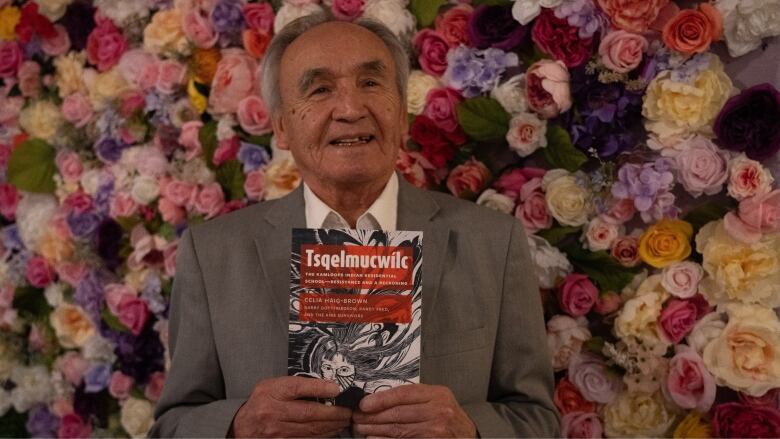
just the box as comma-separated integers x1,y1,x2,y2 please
272,21,407,192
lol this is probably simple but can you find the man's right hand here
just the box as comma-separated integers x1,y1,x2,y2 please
231,376,352,438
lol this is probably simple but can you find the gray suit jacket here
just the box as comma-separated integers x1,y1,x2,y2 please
151,177,560,438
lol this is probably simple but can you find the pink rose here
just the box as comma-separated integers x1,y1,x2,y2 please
562,411,603,438
446,158,491,199
674,136,729,197
118,49,157,89
27,323,45,351
40,25,71,57
237,95,272,136
63,192,94,214
423,87,464,135
603,198,636,225
110,193,139,218
183,9,219,49
244,168,266,201
582,216,620,252
178,120,204,160
194,183,225,219
55,262,88,288
506,112,547,157
663,345,716,412
724,189,780,243
598,30,648,73
515,180,552,234
61,93,94,128
0,41,23,78
144,371,166,402
156,60,185,95
212,136,240,166
658,298,698,343
661,261,703,299
597,0,670,33
558,273,598,317
209,49,257,114
243,3,275,33
108,371,134,400
493,167,546,201
25,256,56,288
116,294,150,336
413,29,450,77
161,178,198,208
610,236,640,267
526,59,572,119
593,291,621,315
58,413,92,439
396,148,442,189
568,352,622,404
118,90,146,118
56,351,89,386
17,61,41,98
434,4,473,47
158,197,186,225
728,155,773,201
0,183,19,220
86,19,128,72
104,283,135,314
331,0,364,21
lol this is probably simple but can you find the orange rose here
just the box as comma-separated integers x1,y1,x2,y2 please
598,0,670,33
554,377,596,415
242,28,271,59
662,4,723,55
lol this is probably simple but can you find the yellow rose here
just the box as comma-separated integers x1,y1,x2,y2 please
88,67,133,111
19,100,64,143
264,155,301,200
0,6,21,41
702,303,780,397
143,8,190,56
50,303,96,349
54,52,87,97
603,391,677,438
696,220,780,307
406,70,440,115
643,57,733,140
673,411,713,438
615,274,670,348
638,219,693,268
543,170,591,227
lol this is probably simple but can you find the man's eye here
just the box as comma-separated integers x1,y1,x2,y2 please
311,86,330,95
363,80,379,87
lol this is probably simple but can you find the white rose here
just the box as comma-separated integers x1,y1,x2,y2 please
476,189,515,214
120,397,155,439
506,112,547,157
491,74,529,115
362,0,417,42
274,3,325,33
603,391,676,438
715,0,780,57
15,193,58,254
131,175,160,205
10,365,52,413
19,100,64,143
727,154,774,200
94,0,150,26
543,170,591,227
686,311,725,356
406,70,440,115
80,169,102,195
527,235,573,289
582,215,621,252
660,261,703,298
547,315,591,371
36,0,72,21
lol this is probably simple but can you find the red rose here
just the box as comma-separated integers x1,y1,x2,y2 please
86,18,128,72
63,192,94,214
531,9,593,68
446,158,491,199
410,115,455,168
658,298,698,343
422,87,466,143
557,273,597,317
116,295,150,336
554,377,596,415
413,29,450,77
396,148,443,190
738,388,779,407
15,2,57,44
712,402,780,438
0,183,19,220
243,2,275,34
26,256,57,288
58,413,92,439
434,4,473,47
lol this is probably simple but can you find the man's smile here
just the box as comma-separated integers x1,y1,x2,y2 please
328,134,375,147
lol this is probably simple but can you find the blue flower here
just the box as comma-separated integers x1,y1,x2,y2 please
84,363,112,393
237,143,271,172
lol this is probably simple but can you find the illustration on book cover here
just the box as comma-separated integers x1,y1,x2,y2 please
288,228,422,408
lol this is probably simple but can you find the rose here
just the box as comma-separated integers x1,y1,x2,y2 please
712,402,780,438
50,303,95,349
413,29,449,77
568,352,622,404
243,3,274,33
58,413,92,439
40,23,70,57
109,371,134,400
158,197,185,226
543,170,590,227
727,154,774,201
144,371,165,402
685,312,724,357
658,298,698,344
0,183,19,220
143,8,188,55
0,41,22,78
86,19,128,72
25,256,56,288
515,184,552,234
525,60,571,119
638,219,693,268
593,291,621,315
674,136,729,197
209,49,257,115
242,28,271,59
56,351,89,386
434,4,472,47
660,261,703,298
494,167,545,201
194,183,225,219
598,30,648,74
506,112,547,157
130,175,160,206
562,412,603,439
610,236,641,267
662,3,722,55
702,304,780,396
406,71,440,115
554,377,595,415
531,9,592,68
88,69,134,112
120,397,155,439
468,4,526,50
110,193,139,218
156,60,185,95
714,83,780,161
475,189,514,215
643,58,733,140
182,9,218,49
557,274,598,317
739,388,780,407
603,391,676,438
597,0,669,33
716,0,780,57
17,60,41,97
236,95,271,136
663,345,716,412
411,117,454,168
330,0,364,21
582,216,620,252
446,158,490,200
239,168,265,201
61,92,93,128
547,315,591,371
423,87,464,137
116,295,149,336
724,189,780,244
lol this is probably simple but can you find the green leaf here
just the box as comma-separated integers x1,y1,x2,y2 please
0,410,29,438
115,216,142,232
157,223,176,241
12,286,51,319
562,243,641,292
684,202,735,233
536,225,581,246
583,336,606,355
518,44,550,66
199,121,219,169
456,97,511,143
239,132,273,147
6,139,56,193
410,0,446,28
101,307,130,333
541,125,588,172
216,160,246,200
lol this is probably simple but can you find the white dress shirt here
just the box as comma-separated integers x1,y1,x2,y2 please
303,173,398,230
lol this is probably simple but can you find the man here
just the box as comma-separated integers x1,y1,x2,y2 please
151,12,559,438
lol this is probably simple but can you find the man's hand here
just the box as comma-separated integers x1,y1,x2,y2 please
351,384,477,438
231,376,352,438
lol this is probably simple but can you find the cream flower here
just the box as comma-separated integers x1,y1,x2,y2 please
143,8,190,56
696,220,780,308
36,0,72,21
87,68,133,112
53,52,87,98
10,365,52,413
264,150,301,200
603,391,677,438
120,397,155,439
702,303,780,396
475,189,515,215
95,0,150,26
512,0,564,25
362,0,417,42
491,74,529,115
274,3,325,33
543,170,591,227
15,193,58,254
527,234,573,289
19,100,64,143
715,0,780,57
50,303,96,349
686,311,725,356
406,70,440,115
614,275,671,349
547,315,591,371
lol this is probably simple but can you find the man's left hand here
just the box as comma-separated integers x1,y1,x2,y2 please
351,384,477,438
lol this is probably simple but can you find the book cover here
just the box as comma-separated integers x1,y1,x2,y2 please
288,228,422,408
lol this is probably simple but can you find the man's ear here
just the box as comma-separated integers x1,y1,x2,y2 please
272,112,290,150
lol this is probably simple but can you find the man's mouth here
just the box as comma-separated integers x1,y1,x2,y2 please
329,135,374,147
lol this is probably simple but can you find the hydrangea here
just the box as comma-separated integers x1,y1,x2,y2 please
444,46,519,98
555,0,607,38
237,143,271,173
612,158,680,223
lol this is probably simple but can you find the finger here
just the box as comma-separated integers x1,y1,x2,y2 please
352,405,431,425
359,384,433,413
280,400,352,422
269,376,340,400
353,421,431,438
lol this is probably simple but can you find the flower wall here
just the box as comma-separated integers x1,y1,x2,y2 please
1,0,780,437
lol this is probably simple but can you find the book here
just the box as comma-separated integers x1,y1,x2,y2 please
288,228,422,408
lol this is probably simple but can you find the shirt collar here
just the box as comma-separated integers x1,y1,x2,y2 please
303,173,398,230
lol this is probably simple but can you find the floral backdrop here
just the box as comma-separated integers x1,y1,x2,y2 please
1,0,780,437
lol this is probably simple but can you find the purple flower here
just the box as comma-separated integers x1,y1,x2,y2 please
94,181,114,215
142,274,167,315
74,269,108,322
468,4,527,50
555,0,607,39
97,220,123,271
94,138,125,164
612,158,679,223
59,1,96,51
237,143,270,172
211,0,245,34
84,363,112,393
444,46,518,97
103,320,165,385
67,212,101,239
26,404,60,438
714,83,780,161
2,224,23,252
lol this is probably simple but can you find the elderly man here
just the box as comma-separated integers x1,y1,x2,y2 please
151,12,559,439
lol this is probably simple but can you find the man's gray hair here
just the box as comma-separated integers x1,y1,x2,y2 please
260,11,410,115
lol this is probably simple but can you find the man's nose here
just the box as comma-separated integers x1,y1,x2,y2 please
331,87,367,122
